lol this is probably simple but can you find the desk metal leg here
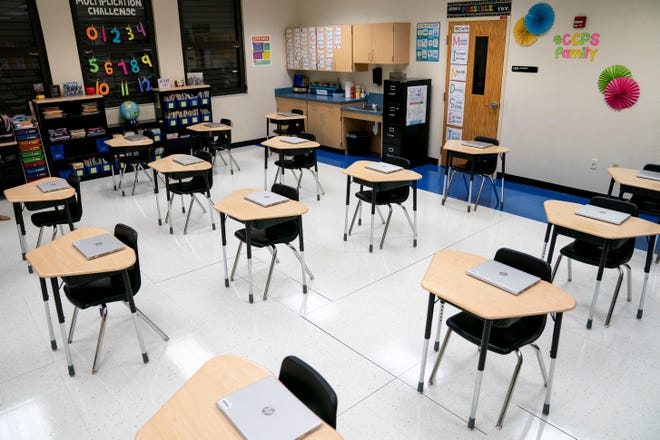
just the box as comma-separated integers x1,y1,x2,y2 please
220,213,229,287
412,181,418,247
298,217,307,294
433,300,445,351
50,278,75,376
39,278,57,350
417,292,436,393
606,177,615,197
441,153,450,205
343,176,351,241
246,222,254,303
541,224,553,259
263,145,268,189
153,170,162,225
369,189,376,252
111,155,118,190
587,242,610,329
543,312,564,415
637,235,656,319
12,202,29,265
546,228,559,265
500,153,506,209
468,319,492,429
467,159,475,212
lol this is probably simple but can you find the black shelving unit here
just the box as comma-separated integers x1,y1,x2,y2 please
153,84,212,140
0,141,26,191
31,95,110,180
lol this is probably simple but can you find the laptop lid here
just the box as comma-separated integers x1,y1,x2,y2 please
173,155,205,166
280,137,308,144
244,191,290,208
277,112,298,117
637,169,660,182
72,234,125,260
365,162,403,174
204,122,227,128
125,134,149,141
460,140,493,149
216,376,322,440
466,260,541,295
36,179,70,193
575,204,631,225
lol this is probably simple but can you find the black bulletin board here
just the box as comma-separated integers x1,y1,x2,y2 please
69,0,160,107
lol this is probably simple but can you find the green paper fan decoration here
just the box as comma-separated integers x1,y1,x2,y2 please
598,65,632,94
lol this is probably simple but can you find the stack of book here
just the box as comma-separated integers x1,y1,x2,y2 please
86,127,106,137
70,128,86,139
48,128,70,141
81,102,99,115
42,107,64,119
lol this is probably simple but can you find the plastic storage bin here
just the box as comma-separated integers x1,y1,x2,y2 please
346,131,370,156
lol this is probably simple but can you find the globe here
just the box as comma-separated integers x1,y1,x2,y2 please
119,100,140,122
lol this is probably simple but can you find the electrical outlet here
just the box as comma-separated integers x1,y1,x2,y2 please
590,158,598,170
612,162,619,168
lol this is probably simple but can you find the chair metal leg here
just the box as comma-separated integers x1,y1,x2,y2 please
496,349,523,429
489,175,501,207
379,205,394,249
567,258,572,282
67,307,79,343
51,226,58,241
183,196,195,234
349,201,362,235
286,243,314,280
166,193,175,234
529,343,548,386
400,205,415,233
428,328,453,384
131,163,139,195
180,194,185,214
605,266,625,327
445,169,457,199
473,176,487,211
308,168,325,200
91,305,108,374
272,167,282,187
551,254,563,282
36,226,45,248
129,305,169,341
206,195,216,231
263,246,278,300
230,241,243,281
624,263,632,301
192,194,207,213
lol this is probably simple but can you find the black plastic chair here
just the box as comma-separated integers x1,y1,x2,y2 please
279,355,338,428
62,223,169,373
552,196,638,327
230,184,314,300
273,132,324,200
349,155,414,249
446,136,500,211
165,150,216,234
625,163,660,264
428,248,551,428
31,174,82,247
117,141,154,196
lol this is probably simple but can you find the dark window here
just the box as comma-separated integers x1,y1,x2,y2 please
471,36,488,96
0,0,51,115
178,0,247,95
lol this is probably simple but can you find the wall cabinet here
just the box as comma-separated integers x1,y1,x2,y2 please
286,24,354,72
353,22,410,64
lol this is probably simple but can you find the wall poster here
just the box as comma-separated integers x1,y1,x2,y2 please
251,35,271,66
416,22,440,62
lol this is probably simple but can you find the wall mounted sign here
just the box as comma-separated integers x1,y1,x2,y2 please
447,0,511,18
552,31,600,61
251,35,271,66
573,16,587,28
512,66,538,73
416,22,440,62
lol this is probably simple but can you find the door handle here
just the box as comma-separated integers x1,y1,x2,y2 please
488,102,499,110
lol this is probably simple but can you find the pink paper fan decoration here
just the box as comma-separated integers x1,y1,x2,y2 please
604,77,640,111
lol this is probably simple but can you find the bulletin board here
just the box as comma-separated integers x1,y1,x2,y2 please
69,0,160,107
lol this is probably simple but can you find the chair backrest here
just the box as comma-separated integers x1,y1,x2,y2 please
279,356,338,428
252,184,299,230
383,155,410,169
382,155,411,200
286,109,305,135
193,150,214,189
471,136,499,173
163,136,193,156
271,183,299,201
588,196,639,255
66,174,83,220
114,223,141,294
474,135,499,146
292,133,317,167
642,163,660,173
219,118,232,145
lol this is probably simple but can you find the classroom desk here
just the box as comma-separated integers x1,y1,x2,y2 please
3,177,75,271
416,249,575,429
25,226,143,376
264,111,307,139
607,167,660,199
147,154,214,234
261,135,321,190
186,122,239,174
214,188,309,303
342,160,421,252
135,354,342,440
441,140,510,212
105,136,154,196
542,200,660,327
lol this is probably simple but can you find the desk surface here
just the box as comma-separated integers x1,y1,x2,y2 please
443,139,510,155
135,354,342,440
608,167,660,193
261,136,320,151
26,226,136,278
544,200,660,240
147,154,212,174
214,188,308,222
264,112,308,121
186,122,232,133
3,177,75,203
421,250,575,320
343,160,422,183
105,136,154,148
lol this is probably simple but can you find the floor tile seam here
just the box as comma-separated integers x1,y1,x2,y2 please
148,260,223,285
0,360,58,389
515,404,579,439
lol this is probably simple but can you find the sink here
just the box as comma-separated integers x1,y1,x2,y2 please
346,104,382,113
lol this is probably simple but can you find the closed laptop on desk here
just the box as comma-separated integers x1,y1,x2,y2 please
277,112,298,117
173,155,205,166
637,169,660,182
280,137,308,145
466,260,540,295
575,204,631,225
204,122,227,128
244,191,289,207
72,234,125,260
460,140,493,149
37,179,70,193
216,376,322,440
125,134,149,141
365,162,403,174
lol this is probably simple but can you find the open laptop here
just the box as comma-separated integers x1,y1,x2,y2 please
72,234,125,260
173,155,205,166
244,191,290,208
466,260,541,295
461,140,494,149
575,204,631,225
125,134,149,141
277,112,299,117
204,122,227,128
365,162,403,174
637,169,660,182
280,137,308,144
37,179,70,193
216,376,322,440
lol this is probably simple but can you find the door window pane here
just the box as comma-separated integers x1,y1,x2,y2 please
471,36,488,96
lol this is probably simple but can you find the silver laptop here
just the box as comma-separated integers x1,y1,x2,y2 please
173,155,205,165
365,162,403,174
125,134,149,141
204,122,227,128
466,260,541,295
72,234,125,260
637,169,660,182
216,376,322,440
461,140,493,149
277,112,298,117
575,204,631,225
244,191,289,207
280,137,308,144
37,179,70,193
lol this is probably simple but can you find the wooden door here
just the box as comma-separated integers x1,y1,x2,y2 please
442,20,507,152
352,24,372,63
371,23,394,63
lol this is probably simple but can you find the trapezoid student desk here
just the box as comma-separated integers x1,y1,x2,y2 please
264,111,307,139
3,177,75,272
542,200,660,328
214,189,309,303
105,135,154,196
186,121,239,174
416,249,575,430
25,226,146,376
135,354,343,440
342,160,421,253
261,135,321,191
441,140,510,212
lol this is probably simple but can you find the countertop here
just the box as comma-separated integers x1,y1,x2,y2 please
275,88,383,115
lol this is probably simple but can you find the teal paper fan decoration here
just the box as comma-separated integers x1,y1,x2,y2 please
525,3,555,35
597,65,632,94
